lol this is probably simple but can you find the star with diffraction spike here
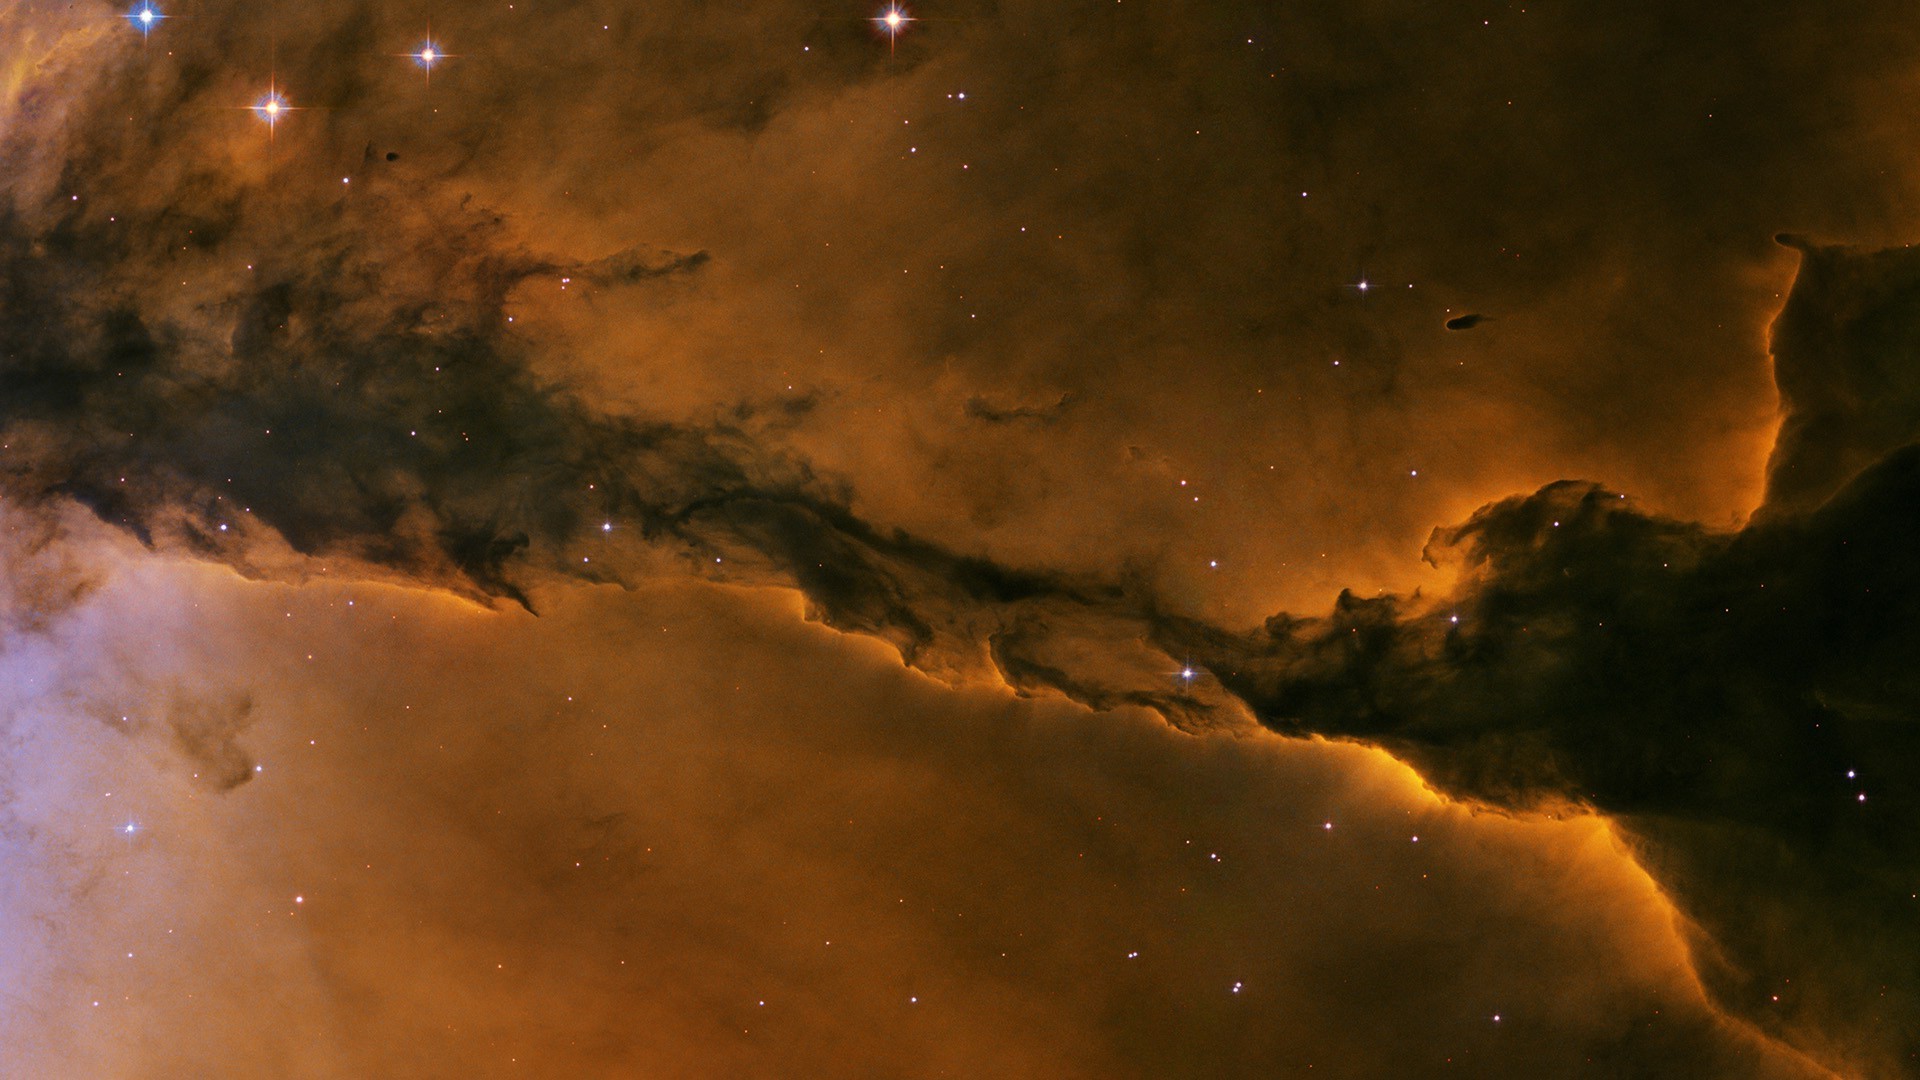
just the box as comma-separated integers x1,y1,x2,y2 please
125,2,165,40
394,25,461,86
875,5,913,55
252,79,297,138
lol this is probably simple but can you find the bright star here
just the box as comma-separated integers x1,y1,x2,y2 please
874,5,913,53
245,83,298,145
397,33,458,83
126,3,164,38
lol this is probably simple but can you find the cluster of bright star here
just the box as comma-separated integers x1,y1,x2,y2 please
127,6,910,136
121,9,463,133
